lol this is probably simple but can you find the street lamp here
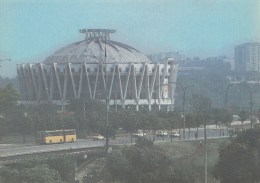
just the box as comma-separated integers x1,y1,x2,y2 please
203,99,211,183
23,112,28,143
191,106,199,140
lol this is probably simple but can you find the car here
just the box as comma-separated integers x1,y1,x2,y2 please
170,131,181,137
133,130,146,138
156,130,168,137
92,134,105,141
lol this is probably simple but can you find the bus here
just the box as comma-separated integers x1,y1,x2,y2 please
36,129,76,144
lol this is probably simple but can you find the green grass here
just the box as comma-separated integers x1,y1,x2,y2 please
156,138,230,183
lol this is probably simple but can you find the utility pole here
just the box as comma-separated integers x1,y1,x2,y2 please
204,98,211,183
182,90,186,139
204,121,207,183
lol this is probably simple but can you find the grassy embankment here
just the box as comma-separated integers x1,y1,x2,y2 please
156,138,230,183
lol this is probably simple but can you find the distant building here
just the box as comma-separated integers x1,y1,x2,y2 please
176,56,231,76
148,52,184,63
235,42,260,72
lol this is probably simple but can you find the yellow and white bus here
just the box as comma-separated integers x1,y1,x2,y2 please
36,129,76,144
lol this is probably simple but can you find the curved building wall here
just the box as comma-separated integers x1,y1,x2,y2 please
17,60,178,111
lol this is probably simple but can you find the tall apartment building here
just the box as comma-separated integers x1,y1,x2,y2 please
235,42,260,72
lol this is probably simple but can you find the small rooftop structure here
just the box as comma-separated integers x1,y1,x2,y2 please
79,29,116,41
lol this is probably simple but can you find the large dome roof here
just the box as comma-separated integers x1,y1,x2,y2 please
43,29,151,64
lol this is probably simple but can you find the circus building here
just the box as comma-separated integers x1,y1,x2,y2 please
17,29,178,111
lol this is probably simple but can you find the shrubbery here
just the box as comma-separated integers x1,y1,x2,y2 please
0,156,75,183
214,128,260,183
104,142,197,183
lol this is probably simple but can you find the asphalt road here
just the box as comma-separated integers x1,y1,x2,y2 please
0,139,105,158
0,128,229,158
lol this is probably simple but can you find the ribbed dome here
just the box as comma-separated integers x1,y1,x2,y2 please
43,29,151,64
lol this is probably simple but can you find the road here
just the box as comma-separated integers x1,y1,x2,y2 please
0,128,229,158
111,128,229,144
0,139,105,158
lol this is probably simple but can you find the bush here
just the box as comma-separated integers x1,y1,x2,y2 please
214,129,260,183
135,136,154,147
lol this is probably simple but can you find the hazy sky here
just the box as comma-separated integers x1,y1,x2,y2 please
0,0,260,78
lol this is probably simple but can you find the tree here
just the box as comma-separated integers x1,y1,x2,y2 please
212,108,232,136
0,85,23,137
136,110,150,135
239,110,249,128
0,156,77,183
120,111,139,143
214,143,258,183
0,164,65,183
165,111,181,142
148,112,162,141
105,142,196,183
212,108,232,125
47,156,76,183
20,164,64,183
214,129,260,183
191,94,212,128
0,84,20,112
27,103,59,131
185,113,194,139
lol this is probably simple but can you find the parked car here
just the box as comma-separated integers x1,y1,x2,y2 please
92,134,105,141
133,130,146,138
156,130,168,137
170,131,181,137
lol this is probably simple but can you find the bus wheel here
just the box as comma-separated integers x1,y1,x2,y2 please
49,140,52,144
71,138,74,143
60,139,63,143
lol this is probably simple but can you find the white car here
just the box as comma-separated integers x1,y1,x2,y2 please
156,130,168,137
133,131,146,138
92,134,105,141
170,131,181,137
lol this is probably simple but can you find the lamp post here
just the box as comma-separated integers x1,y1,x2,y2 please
224,83,233,109
203,98,211,183
204,117,207,183
192,107,199,140
23,112,28,143
0,114,5,139
83,89,86,137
